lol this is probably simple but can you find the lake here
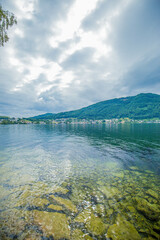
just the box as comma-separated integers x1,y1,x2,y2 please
0,123,160,239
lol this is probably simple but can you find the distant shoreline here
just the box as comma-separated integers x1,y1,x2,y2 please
1,118,160,125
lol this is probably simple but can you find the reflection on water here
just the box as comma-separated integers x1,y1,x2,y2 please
0,124,160,239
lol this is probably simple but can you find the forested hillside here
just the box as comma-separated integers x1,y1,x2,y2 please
31,93,160,120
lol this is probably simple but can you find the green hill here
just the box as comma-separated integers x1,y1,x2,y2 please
31,93,160,120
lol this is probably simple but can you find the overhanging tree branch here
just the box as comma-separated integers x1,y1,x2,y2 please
0,5,17,46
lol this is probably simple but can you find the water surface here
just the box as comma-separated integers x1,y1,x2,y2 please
0,124,160,239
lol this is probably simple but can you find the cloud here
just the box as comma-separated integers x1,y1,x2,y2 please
121,56,160,92
49,0,99,48
81,0,120,31
109,0,160,62
0,0,160,117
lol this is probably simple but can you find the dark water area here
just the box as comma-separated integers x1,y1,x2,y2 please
0,123,160,239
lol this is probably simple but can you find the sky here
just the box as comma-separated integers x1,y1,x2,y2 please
0,0,160,117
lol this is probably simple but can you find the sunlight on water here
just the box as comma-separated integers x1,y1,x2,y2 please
0,124,160,239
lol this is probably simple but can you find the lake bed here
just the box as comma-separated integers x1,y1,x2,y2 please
0,124,160,239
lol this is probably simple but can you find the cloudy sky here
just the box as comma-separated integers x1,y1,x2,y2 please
0,0,160,117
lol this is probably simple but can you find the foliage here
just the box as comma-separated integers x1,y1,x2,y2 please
0,5,17,46
31,93,160,120
0,116,9,119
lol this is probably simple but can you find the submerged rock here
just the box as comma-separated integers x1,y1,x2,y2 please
106,208,114,218
85,212,108,236
50,196,78,213
153,220,160,232
31,182,69,196
112,171,124,178
71,229,94,240
126,205,137,213
0,185,11,200
74,208,91,223
100,185,121,199
16,194,49,208
106,214,141,240
30,198,49,208
19,229,41,240
129,166,139,171
0,209,30,237
70,187,87,205
48,204,63,211
146,189,159,200
143,238,156,240
51,186,69,194
145,170,154,174
33,210,70,239
134,197,160,220
94,204,106,217
74,208,107,236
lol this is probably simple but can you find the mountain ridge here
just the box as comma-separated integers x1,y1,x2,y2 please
31,93,160,120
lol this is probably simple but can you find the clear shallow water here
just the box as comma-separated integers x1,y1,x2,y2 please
0,124,160,239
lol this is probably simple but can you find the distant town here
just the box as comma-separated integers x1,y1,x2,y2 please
0,116,160,125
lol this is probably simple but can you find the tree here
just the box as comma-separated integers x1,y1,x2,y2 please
0,4,17,46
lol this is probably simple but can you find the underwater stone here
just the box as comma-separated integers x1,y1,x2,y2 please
0,185,11,200
0,209,28,237
74,208,91,223
51,196,78,213
31,182,69,196
145,170,154,174
146,189,159,200
71,229,84,239
48,204,63,211
86,213,107,235
100,185,120,199
74,208,107,236
61,181,68,188
19,229,41,240
143,238,156,240
15,190,32,207
149,229,160,239
94,204,105,217
52,186,69,194
71,229,94,240
153,220,160,232
91,189,105,203
15,195,49,208
129,166,139,170
104,161,119,170
112,171,124,178
30,198,49,207
127,206,136,213
70,187,87,205
146,196,157,204
33,210,70,239
97,180,104,185
106,208,114,218
134,197,160,220
106,214,141,240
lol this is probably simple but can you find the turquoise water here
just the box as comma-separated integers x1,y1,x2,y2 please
0,124,160,239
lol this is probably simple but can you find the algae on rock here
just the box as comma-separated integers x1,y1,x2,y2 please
71,229,94,240
0,208,31,237
48,204,63,211
106,214,141,240
33,210,70,239
134,197,160,220
146,189,159,200
50,196,78,213
15,194,49,208
74,208,107,236
99,185,121,199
